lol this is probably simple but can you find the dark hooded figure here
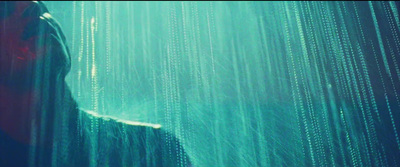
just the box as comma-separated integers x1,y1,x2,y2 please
0,1,192,167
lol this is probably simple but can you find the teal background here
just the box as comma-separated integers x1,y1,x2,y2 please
43,2,400,166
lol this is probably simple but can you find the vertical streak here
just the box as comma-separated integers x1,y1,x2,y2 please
369,2,391,77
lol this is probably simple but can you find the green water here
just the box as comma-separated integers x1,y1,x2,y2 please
44,1,400,166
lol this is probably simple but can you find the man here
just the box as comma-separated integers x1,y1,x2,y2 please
0,1,192,167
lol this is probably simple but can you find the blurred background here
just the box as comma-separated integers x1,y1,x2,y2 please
44,2,400,166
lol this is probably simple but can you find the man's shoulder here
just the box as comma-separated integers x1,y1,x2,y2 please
82,109,162,132
76,109,192,167
79,109,166,144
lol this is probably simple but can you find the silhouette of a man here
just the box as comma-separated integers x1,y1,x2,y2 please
0,2,192,166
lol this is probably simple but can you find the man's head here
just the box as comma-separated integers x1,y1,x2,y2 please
0,2,75,146
0,1,71,92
